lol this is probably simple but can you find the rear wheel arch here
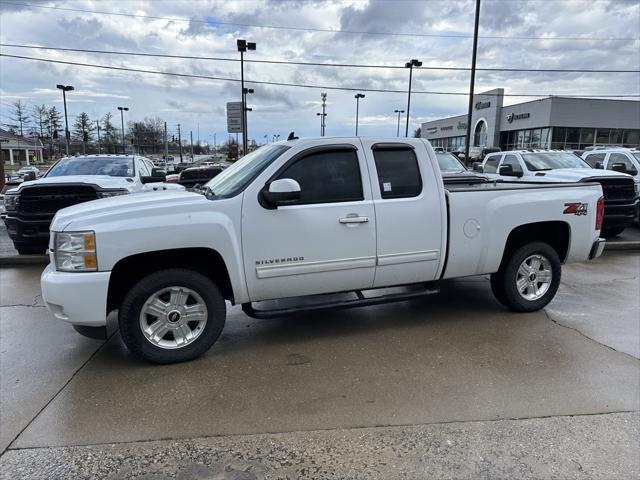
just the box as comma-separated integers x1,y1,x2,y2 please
107,247,234,315
499,221,570,268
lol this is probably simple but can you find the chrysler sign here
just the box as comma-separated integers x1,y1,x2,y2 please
507,112,530,123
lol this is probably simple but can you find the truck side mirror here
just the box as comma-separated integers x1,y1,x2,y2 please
261,178,301,208
498,164,523,177
23,172,36,181
141,168,167,184
595,162,603,169
472,162,483,172
609,162,627,173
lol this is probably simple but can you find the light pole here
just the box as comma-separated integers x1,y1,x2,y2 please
117,106,128,154
464,0,481,163
275,134,280,142
394,109,405,137
96,119,101,154
404,59,422,137
316,112,327,136
56,84,74,155
320,92,327,136
237,39,256,156
354,93,365,136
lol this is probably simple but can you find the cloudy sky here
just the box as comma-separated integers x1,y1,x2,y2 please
1,0,639,144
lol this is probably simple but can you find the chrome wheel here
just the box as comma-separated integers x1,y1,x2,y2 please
139,286,208,349
515,254,552,301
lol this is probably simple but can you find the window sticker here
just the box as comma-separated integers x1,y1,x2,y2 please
383,182,392,192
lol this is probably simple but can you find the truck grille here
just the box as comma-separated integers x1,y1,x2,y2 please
18,185,99,216
585,177,635,204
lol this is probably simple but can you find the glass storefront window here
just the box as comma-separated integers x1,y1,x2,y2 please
523,130,531,148
517,130,524,148
595,128,610,145
610,129,624,145
530,129,541,148
579,128,595,149
623,130,639,147
566,128,580,148
552,127,566,149
540,128,550,148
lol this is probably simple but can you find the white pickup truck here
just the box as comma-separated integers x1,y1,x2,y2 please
41,137,606,363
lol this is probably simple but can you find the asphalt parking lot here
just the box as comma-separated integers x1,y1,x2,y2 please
0,251,638,479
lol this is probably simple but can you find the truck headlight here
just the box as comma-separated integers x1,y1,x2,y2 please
97,189,128,198
54,231,97,272
3,194,18,212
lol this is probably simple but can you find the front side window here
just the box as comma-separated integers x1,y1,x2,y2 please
501,154,523,174
373,148,422,199
522,152,590,171
46,157,135,177
483,155,501,173
277,149,363,204
607,153,636,173
436,152,465,173
583,153,605,168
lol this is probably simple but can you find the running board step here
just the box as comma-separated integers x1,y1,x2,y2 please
242,285,439,319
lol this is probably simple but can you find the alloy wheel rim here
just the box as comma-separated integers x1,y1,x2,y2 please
516,254,552,301
139,286,208,349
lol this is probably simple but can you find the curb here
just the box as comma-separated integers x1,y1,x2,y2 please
0,255,49,267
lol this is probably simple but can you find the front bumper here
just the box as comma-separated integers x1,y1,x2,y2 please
589,238,606,260
41,263,111,327
4,215,51,248
602,199,639,228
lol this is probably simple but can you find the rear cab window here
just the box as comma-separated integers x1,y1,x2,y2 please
371,145,422,198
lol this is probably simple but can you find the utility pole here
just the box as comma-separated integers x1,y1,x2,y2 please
163,121,168,166
177,124,183,162
56,84,74,156
464,0,481,163
321,92,327,136
354,93,365,136
96,119,101,154
214,132,217,154
117,106,129,154
190,130,194,159
237,39,256,156
405,59,422,137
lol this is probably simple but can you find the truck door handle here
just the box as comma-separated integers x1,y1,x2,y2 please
339,214,369,224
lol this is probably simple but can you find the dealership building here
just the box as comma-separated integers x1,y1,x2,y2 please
421,88,640,152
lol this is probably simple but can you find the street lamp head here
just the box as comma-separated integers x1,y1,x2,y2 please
405,59,422,68
56,84,74,91
394,109,405,113
117,106,129,112
236,39,246,51
247,42,256,50
355,93,365,99
243,88,255,94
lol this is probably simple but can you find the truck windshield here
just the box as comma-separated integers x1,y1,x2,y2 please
436,152,466,173
522,152,590,171
205,144,290,199
46,157,135,177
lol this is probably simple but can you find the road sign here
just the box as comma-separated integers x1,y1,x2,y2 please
226,102,242,133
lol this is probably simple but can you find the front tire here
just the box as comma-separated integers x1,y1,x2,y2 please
490,242,561,312
119,269,226,364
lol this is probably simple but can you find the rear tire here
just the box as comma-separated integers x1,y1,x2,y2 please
119,268,226,364
491,242,561,312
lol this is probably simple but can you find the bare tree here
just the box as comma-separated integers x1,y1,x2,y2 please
32,104,48,139
11,99,30,136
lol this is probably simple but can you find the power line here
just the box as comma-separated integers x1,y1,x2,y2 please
2,44,639,74
2,1,639,42
2,53,638,99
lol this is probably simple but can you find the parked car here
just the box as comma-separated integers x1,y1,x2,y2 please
17,166,41,178
435,151,486,183
178,165,225,191
41,137,605,363
582,148,640,224
3,154,184,255
480,150,637,237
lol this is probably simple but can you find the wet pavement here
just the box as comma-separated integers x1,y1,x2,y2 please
0,252,639,478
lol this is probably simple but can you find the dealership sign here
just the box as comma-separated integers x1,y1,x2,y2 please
226,102,243,133
457,122,467,130
475,101,491,110
506,112,531,123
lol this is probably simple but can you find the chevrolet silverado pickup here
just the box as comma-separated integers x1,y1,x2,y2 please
41,137,606,363
3,154,183,254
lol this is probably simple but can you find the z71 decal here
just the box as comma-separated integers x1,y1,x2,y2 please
563,202,588,216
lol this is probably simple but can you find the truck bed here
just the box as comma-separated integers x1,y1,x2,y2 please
444,178,595,192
